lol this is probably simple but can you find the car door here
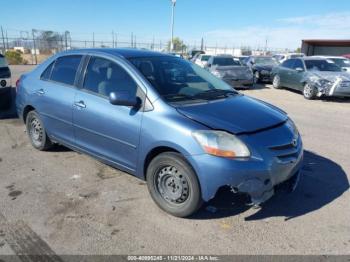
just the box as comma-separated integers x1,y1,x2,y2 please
73,55,144,173
289,59,306,90
280,59,296,88
34,55,83,145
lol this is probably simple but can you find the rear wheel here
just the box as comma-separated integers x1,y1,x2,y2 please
254,71,261,84
272,75,281,89
26,110,53,151
146,152,203,217
303,83,317,100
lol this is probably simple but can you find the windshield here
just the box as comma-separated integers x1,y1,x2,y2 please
201,55,210,61
330,58,350,68
212,57,240,66
254,57,278,66
0,57,8,67
129,56,237,103
305,60,342,72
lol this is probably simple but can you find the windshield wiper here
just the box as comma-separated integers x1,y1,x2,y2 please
193,89,238,99
163,94,196,101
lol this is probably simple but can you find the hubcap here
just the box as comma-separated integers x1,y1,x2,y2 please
156,166,189,204
273,75,280,87
304,84,312,98
29,117,43,145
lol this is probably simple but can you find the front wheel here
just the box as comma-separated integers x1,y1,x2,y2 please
26,110,53,151
146,152,203,217
254,71,261,84
272,75,281,89
303,83,317,100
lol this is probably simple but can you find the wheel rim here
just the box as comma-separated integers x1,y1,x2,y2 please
304,84,313,98
29,117,43,146
155,165,189,204
273,75,280,87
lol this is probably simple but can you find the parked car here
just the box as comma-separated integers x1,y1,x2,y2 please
273,53,305,64
206,55,253,89
0,54,12,110
189,50,205,61
247,56,278,83
194,54,211,68
312,56,350,72
16,49,303,217
237,55,249,66
271,57,350,99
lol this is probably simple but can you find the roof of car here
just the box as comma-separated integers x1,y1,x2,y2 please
62,48,172,58
311,55,347,59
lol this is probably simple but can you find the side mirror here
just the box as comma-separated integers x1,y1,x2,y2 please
295,67,304,72
109,91,140,107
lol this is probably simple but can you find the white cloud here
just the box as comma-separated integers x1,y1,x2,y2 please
201,12,350,50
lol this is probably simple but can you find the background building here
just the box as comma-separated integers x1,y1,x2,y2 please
302,39,350,56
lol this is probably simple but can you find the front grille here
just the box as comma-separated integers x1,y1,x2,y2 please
268,139,300,164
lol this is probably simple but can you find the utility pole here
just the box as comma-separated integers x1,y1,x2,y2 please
112,31,115,48
32,29,37,65
64,31,68,51
1,26,5,54
170,0,176,52
93,32,95,48
200,37,204,51
115,33,118,48
134,35,136,48
131,32,134,48
5,30,9,49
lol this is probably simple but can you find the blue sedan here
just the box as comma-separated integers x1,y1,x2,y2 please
16,48,303,217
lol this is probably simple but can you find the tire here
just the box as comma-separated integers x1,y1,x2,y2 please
303,83,317,100
272,75,281,89
26,110,53,151
146,152,203,217
254,71,261,84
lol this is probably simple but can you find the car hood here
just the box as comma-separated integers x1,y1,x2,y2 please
253,64,275,71
176,95,287,134
213,66,252,79
309,71,350,82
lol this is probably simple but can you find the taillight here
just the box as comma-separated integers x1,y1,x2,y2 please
16,78,21,92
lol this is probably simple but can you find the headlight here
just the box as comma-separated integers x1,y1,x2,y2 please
212,70,223,78
286,119,299,139
192,130,250,158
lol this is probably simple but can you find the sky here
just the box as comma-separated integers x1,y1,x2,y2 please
1,0,350,49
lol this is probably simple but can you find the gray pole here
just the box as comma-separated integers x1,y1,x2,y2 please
5,30,9,49
32,29,37,65
112,31,114,48
170,0,176,51
93,33,95,48
1,26,6,54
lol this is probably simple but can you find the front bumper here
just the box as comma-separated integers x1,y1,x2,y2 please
257,71,272,82
316,79,350,97
223,78,254,88
188,123,303,203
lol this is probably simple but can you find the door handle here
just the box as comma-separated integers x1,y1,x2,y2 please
74,101,86,108
36,89,45,95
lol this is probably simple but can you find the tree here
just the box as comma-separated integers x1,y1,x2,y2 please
167,37,187,52
37,31,63,53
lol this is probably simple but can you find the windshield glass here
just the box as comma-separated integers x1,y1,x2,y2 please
129,56,237,103
212,57,240,66
0,57,8,67
331,58,350,68
201,55,210,61
254,57,278,66
305,60,342,72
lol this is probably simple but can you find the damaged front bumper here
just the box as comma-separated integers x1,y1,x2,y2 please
223,78,254,89
313,78,350,98
188,123,303,204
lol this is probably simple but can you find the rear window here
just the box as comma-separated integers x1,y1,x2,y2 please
212,57,240,66
0,56,8,67
50,55,82,85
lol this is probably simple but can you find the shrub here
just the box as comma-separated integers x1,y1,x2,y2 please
5,50,25,65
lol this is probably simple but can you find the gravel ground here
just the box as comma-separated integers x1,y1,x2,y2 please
0,65,349,256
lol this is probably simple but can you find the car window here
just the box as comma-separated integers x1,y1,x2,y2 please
305,60,342,72
0,56,8,67
281,59,295,69
129,56,236,104
331,58,350,68
83,56,138,98
201,55,210,61
254,57,278,66
41,62,54,80
50,55,82,85
212,57,240,66
292,59,304,70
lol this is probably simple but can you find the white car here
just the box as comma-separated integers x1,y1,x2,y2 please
273,53,305,64
312,56,350,73
194,54,211,68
